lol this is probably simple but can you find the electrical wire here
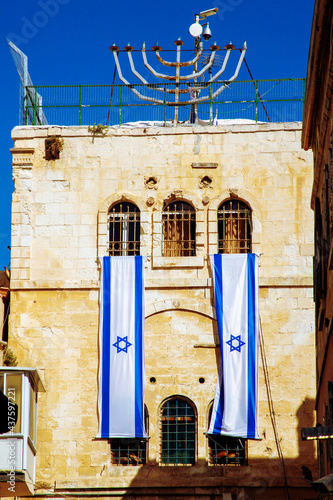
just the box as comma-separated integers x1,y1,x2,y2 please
243,57,271,122
259,315,291,500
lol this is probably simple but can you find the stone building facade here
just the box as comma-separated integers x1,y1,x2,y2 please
5,122,316,499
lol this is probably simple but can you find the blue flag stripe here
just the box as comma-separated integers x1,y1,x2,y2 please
208,253,259,439
135,256,144,436
101,257,111,437
98,256,147,438
247,254,257,438
212,254,224,433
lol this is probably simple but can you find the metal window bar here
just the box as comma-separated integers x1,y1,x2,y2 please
218,200,252,253
108,202,140,256
162,201,196,257
208,434,246,466
160,399,195,465
110,438,146,466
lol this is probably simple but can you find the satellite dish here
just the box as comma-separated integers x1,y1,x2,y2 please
189,23,203,38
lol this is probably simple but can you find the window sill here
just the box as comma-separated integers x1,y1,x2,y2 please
159,463,194,466
152,256,204,268
208,462,245,467
111,462,145,466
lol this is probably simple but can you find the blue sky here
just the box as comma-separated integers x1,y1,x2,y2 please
0,0,315,271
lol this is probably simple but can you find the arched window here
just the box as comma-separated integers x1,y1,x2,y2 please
207,403,246,466
217,199,252,253
110,405,149,466
162,201,196,257
108,202,140,256
160,397,196,465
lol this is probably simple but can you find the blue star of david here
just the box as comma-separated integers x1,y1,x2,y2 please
226,334,245,353
113,336,132,353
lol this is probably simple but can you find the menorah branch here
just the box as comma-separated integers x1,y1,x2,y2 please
110,29,247,125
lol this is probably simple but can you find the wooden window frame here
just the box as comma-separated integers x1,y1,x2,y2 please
162,201,196,257
108,202,140,256
218,199,252,254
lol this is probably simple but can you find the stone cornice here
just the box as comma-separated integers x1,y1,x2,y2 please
10,147,35,166
10,276,313,290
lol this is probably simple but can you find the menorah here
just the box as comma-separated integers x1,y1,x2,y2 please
110,9,247,126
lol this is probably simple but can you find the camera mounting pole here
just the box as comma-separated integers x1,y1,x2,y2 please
189,10,216,123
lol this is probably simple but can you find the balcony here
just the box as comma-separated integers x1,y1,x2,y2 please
0,367,45,497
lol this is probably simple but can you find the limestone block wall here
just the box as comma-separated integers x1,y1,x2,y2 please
8,123,316,499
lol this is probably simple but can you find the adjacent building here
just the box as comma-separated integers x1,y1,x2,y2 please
302,0,333,486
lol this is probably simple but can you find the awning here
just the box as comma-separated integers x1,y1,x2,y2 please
312,474,333,493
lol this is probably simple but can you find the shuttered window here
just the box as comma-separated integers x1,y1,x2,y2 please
218,200,251,253
162,201,195,257
108,202,140,256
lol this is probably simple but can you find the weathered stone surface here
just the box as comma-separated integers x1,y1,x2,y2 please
8,123,316,499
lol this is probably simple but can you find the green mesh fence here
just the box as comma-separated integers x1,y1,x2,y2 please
23,78,305,126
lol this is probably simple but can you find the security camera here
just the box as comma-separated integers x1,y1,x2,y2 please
199,7,219,19
202,24,212,41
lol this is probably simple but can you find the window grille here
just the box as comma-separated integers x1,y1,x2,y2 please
162,201,196,257
160,398,195,465
108,202,140,256
110,438,147,466
207,405,246,465
218,200,251,253
207,434,246,466
110,405,148,466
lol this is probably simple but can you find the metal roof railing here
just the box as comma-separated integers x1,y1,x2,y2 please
22,78,306,127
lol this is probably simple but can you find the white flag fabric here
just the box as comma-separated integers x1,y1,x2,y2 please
208,254,260,439
97,256,147,438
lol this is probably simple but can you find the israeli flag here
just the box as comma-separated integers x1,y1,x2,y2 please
208,254,260,439
97,256,147,438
